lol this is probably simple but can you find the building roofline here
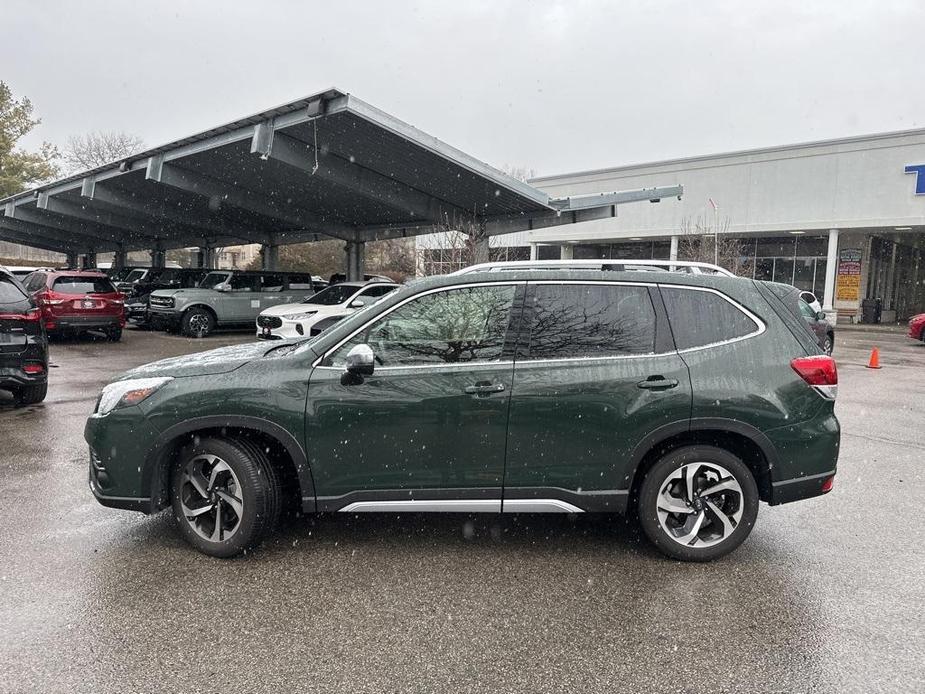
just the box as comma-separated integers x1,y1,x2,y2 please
529,126,925,183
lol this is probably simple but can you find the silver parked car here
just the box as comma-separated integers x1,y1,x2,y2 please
147,270,322,337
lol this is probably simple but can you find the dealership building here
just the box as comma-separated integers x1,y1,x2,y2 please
430,129,925,323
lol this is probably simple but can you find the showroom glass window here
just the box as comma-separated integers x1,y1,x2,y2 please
329,285,517,367
523,283,656,359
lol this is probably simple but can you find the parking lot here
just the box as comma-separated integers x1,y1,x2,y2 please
0,326,922,693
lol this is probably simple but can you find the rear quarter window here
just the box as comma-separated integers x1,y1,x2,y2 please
0,276,27,303
660,286,761,350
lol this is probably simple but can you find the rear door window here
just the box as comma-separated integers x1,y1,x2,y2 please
229,274,261,292
52,276,117,295
523,283,656,359
660,286,761,350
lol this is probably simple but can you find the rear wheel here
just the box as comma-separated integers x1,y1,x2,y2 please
15,382,48,405
107,326,122,342
171,437,281,558
638,445,759,561
181,307,215,338
823,332,833,355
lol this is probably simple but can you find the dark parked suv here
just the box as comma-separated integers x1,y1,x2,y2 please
86,268,839,561
0,267,48,405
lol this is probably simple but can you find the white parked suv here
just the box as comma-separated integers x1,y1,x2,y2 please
256,280,399,339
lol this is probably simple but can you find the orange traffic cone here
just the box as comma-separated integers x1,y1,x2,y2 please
866,347,881,369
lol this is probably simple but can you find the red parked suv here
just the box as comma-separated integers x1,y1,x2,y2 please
909,313,925,343
22,269,125,341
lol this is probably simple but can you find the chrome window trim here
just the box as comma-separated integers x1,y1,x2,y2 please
658,284,767,354
312,281,523,369
526,279,656,288
314,360,515,372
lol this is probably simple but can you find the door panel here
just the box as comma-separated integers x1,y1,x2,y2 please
504,354,691,507
305,282,524,509
503,281,692,510
306,362,514,507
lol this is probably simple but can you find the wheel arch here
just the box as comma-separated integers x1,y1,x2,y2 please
143,415,316,514
626,418,779,509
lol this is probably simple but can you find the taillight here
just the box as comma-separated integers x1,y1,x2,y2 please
791,355,838,400
22,363,44,375
820,475,835,494
0,309,40,321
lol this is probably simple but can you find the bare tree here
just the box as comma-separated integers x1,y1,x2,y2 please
677,215,753,277
63,131,145,173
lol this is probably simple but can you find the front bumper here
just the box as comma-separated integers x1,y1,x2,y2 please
908,321,925,341
147,308,182,330
0,366,47,389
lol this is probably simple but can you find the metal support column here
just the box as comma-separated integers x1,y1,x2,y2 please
197,245,217,269
113,248,126,271
529,243,538,261
82,252,97,269
345,240,366,282
66,251,78,268
560,244,574,260
670,235,679,261
262,244,280,271
822,229,839,311
150,247,166,269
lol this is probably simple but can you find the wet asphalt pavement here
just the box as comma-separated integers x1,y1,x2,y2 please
0,326,922,693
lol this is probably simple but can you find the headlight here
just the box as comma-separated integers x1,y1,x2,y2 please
282,311,318,321
97,377,173,415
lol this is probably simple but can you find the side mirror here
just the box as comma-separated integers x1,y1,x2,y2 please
349,298,365,308
215,283,230,293
816,311,826,321
341,343,375,385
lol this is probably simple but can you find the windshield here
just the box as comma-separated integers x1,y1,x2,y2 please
123,269,146,283
304,285,359,305
199,272,231,289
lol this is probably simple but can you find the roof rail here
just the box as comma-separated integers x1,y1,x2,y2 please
450,259,736,277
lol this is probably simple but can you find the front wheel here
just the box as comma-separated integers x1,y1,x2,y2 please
638,445,759,561
180,307,215,338
171,437,281,558
823,333,833,355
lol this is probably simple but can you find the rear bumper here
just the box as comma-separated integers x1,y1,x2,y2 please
769,469,836,505
0,366,47,389
47,315,122,332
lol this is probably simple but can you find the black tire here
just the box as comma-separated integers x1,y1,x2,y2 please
171,436,281,558
180,307,215,338
107,326,123,342
823,332,834,355
15,381,48,406
638,445,759,562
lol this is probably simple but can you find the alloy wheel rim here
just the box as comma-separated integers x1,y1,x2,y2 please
179,454,244,542
189,313,209,335
655,461,744,548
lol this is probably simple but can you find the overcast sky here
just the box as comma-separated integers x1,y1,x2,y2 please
5,0,925,177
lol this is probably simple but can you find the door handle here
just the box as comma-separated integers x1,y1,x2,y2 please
464,382,506,396
636,376,679,390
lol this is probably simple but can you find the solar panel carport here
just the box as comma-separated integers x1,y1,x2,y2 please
0,88,683,279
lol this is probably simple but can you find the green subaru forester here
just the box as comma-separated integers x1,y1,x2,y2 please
86,268,839,561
